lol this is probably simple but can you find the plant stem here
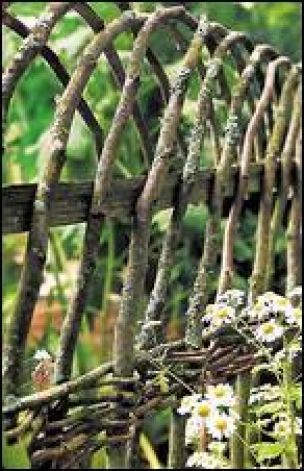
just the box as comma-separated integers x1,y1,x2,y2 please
231,371,251,469
282,339,298,469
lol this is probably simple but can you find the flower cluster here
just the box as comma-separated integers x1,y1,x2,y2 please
202,289,245,332
202,287,302,344
251,290,302,343
181,287,302,468
178,383,237,467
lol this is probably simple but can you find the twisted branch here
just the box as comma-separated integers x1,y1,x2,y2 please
3,10,148,398
54,6,187,385
219,56,291,296
185,45,276,347
249,65,299,300
266,82,301,289
2,10,104,153
2,2,71,132
287,112,302,292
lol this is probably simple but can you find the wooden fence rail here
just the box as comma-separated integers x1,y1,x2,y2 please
3,161,292,234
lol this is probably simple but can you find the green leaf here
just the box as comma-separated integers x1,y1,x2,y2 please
139,433,162,469
91,446,108,469
253,400,284,416
289,384,302,409
152,208,173,232
2,435,30,469
251,442,284,462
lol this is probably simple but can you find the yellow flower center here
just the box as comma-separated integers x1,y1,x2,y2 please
277,298,287,307
215,417,228,432
198,403,211,418
214,385,226,398
217,308,229,319
262,323,275,335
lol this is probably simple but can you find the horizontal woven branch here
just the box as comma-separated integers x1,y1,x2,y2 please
2,160,293,234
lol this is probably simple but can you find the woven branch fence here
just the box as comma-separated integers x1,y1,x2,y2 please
2,2,302,469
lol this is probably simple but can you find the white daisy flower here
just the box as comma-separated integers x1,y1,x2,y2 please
248,303,270,321
255,319,284,343
204,303,236,328
206,411,236,440
216,289,245,307
256,291,276,306
204,303,217,321
256,292,291,316
33,349,52,361
185,415,204,445
177,394,202,415
186,451,229,468
193,399,215,421
205,383,235,408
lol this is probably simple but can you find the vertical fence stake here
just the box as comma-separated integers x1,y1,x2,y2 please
107,444,127,469
168,409,186,469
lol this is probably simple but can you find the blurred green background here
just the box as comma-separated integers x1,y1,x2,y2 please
2,2,301,468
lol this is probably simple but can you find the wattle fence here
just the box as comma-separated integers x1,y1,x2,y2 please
2,2,302,468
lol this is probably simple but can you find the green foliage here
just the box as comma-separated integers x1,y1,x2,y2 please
90,447,108,469
251,442,284,462
2,435,30,469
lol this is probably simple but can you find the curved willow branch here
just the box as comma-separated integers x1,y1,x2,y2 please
2,10,104,154
287,106,302,292
113,17,255,468
2,2,71,133
249,65,300,301
73,2,153,167
184,43,274,348
113,16,207,388
228,61,296,470
53,8,234,390
139,32,256,350
116,2,248,156
265,82,301,289
218,56,291,297
54,6,187,385
3,10,148,398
